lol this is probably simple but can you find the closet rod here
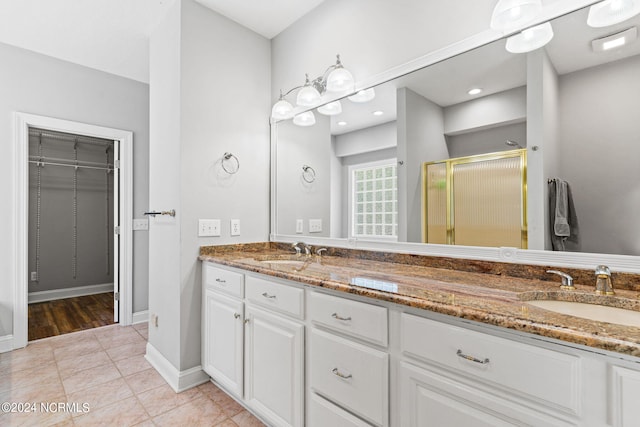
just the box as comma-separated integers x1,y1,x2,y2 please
29,130,113,147
28,160,113,172
29,155,113,169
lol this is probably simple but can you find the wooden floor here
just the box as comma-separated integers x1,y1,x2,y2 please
28,292,116,341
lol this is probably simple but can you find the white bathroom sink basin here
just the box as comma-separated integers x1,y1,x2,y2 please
259,259,308,268
527,300,640,327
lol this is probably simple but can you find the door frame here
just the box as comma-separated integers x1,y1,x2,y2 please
13,112,133,348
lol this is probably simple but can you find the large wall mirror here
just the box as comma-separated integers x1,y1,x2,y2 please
272,4,640,260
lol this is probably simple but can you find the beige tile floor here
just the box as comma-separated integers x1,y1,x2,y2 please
0,324,265,426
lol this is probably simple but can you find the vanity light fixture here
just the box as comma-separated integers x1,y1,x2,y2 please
468,88,483,95
372,110,384,116
592,26,637,51
271,54,355,122
587,0,640,28
490,0,542,31
348,88,376,103
317,101,343,116
505,22,554,53
293,111,316,127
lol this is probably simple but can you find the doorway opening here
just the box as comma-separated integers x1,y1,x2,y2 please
14,113,133,349
27,128,117,340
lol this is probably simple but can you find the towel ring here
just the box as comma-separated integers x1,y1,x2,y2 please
302,165,316,183
221,152,240,174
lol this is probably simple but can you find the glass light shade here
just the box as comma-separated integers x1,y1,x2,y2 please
506,22,554,53
271,99,294,119
317,101,342,116
348,88,376,103
296,85,322,107
326,67,355,92
587,0,640,27
490,0,542,31
293,111,316,127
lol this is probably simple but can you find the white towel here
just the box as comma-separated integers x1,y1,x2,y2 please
554,179,570,237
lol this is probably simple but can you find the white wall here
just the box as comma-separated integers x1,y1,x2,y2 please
271,0,499,103
334,121,397,158
527,49,560,251
446,122,527,158
276,116,332,237
0,42,149,337
397,87,448,243
444,86,526,135
148,0,270,373
558,55,640,256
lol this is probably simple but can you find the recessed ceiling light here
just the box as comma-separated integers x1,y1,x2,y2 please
372,110,384,116
592,27,637,52
338,121,347,126
468,88,483,95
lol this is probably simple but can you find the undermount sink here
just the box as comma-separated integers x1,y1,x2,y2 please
260,259,307,266
527,300,640,327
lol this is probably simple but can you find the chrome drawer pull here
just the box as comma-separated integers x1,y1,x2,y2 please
234,313,241,319
215,278,226,284
331,368,352,380
456,349,490,365
331,313,352,321
262,292,276,299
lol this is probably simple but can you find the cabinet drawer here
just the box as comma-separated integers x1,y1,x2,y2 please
245,276,304,319
309,392,373,427
204,263,244,298
309,291,388,347
310,329,389,427
400,313,580,415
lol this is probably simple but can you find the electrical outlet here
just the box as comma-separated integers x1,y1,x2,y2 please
296,219,304,234
198,219,221,237
132,218,148,230
309,219,322,233
30,271,37,281
230,219,241,236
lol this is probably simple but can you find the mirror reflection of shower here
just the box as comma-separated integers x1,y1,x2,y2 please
505,140,524,149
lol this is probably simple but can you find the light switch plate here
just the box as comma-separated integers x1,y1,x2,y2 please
133,218,149,231
296,219,304,234
198,219,221,237
309,219,322,233
230,219,241,236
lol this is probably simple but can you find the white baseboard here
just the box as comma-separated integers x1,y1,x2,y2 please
145,342,209,393
28,283,113,304
0,335,14,353
132,310,149,325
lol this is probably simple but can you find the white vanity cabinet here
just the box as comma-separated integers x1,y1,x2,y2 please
609,364,640,427
202,263,305,427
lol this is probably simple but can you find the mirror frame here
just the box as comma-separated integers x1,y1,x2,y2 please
270,0,640,274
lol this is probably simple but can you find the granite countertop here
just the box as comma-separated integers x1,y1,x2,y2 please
199,244,640,358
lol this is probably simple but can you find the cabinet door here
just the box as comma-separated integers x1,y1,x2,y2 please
611,365,640,427
245,305,304,427
202,289,244,398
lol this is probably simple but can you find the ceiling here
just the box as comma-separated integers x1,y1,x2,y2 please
0,0,325,83
329,5,640,136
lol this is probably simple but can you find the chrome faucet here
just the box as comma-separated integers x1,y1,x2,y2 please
595,265,614,295
316,247,327,257
546,270,575,290
291,242,304,256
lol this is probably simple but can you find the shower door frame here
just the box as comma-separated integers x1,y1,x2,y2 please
12,112,133,349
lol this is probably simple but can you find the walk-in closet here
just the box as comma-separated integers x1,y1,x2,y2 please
28,127,117,340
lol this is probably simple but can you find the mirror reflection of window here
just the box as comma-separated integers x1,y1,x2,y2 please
349,160,398,240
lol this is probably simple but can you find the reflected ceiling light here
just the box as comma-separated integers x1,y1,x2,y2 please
490,0,542,31
271,54,355,121
317,101,343,116
348,88,376,103
506,22,554,53
372,110,384,116
587,0,640,28
468,88,483,95
337,121,347,126
293,111,316,127
592,27,638,51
